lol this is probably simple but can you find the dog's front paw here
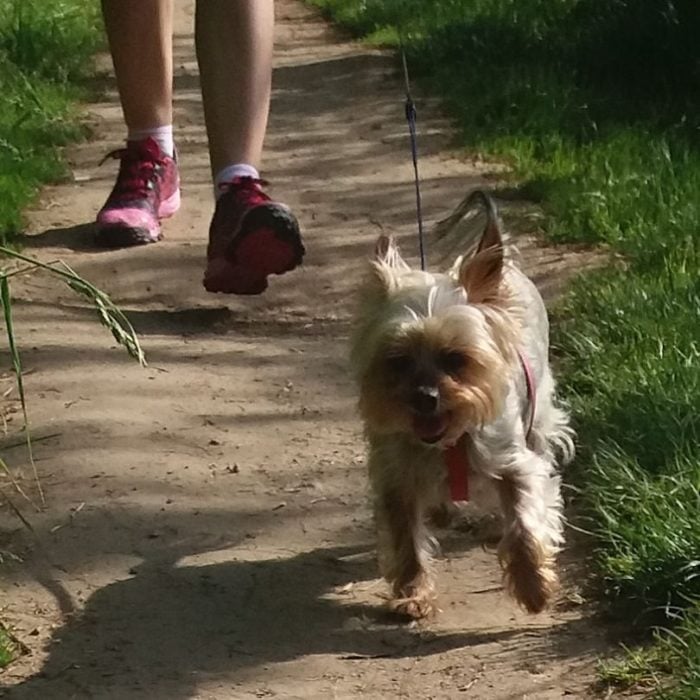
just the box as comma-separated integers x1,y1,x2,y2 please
388,578,436,620
505,560,558,613
499,527,558,613
388,592,435,620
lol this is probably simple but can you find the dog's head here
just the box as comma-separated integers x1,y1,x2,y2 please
351,203,518,447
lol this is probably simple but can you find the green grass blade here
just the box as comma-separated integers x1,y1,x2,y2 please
0,454,34,507
0,247,146,366
60,261,146,367
0,273,43,506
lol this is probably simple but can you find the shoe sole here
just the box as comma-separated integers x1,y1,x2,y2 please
203,203,305,295
94,188,181,248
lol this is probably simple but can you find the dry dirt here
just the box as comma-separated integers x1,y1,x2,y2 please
1,2,617,698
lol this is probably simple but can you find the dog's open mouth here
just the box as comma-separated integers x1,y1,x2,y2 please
412,413,449,444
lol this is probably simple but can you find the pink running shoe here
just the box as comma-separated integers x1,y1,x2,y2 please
95,137,180,247
203,177,304,295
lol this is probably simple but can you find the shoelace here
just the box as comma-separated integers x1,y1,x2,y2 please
100,147,162,200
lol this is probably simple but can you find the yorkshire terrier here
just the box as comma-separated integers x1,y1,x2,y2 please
351,190,574,619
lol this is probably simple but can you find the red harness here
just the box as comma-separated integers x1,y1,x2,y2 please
445,351,536,502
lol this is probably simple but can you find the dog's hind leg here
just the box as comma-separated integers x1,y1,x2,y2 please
375,488,435,619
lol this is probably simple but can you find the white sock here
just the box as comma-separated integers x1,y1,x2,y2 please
127,125,174,157
214,163,260,199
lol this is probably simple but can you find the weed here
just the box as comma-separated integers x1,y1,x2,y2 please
0,248,146,503
0,624,21,668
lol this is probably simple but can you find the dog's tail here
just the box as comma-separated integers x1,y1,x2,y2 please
431,189,513,270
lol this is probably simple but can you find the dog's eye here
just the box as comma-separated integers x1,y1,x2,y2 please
439,351,467,375
386,354,412,373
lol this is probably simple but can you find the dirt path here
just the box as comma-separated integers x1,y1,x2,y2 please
1,2,611,698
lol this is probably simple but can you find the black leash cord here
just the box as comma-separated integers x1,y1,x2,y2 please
401,47,426,271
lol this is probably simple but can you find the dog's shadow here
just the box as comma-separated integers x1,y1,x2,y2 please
2,542,524,699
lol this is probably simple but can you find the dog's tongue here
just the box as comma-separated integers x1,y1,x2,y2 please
413,414,448,443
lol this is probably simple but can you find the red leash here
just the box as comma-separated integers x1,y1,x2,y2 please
444,351,536,502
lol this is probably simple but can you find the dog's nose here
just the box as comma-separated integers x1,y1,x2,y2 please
412,386,439,415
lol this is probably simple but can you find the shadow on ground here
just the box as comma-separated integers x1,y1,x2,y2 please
1,532,600,699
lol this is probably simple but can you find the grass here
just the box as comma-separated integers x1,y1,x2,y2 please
0,624,21,668
309,1,700,696
0,0,102,246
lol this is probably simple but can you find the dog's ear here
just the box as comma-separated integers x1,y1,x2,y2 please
375,233,393,260
458,205,504,304
375,234,409,269
366,234,408,297
476,196,503,255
